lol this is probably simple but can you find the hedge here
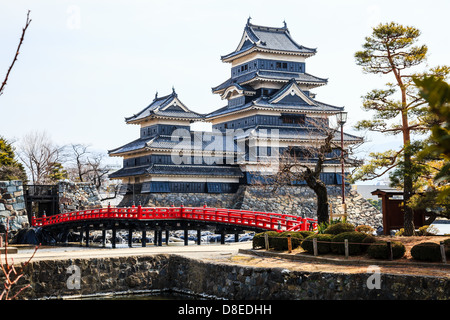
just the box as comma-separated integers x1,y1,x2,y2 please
410,242,442,262
330,231,368,255
271,232,304,251
252,231,279,249
301,234,333,254
367,241,406,259
323,222,355,235
252,231,304,251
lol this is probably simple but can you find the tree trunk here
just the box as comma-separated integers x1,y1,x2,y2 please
403,150,415,235
307,177,329,225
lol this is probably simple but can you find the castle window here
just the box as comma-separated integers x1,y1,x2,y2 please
282,115,305,124
276,62,288,69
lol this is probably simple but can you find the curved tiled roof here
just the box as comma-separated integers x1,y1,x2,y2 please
125,90,203,123
221,20,316,61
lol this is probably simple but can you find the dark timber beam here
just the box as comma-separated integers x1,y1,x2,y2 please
142,230,147,247
197,229,201,245
158,230,162,246
128,227,133,248
112,225,116,249
85,225,90,247
102,229,106,247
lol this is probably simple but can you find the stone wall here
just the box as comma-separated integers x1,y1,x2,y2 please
239,185,383,229
58,181,102,212
0,180,103,234
0,180,28,232
11,254,450,300
120,185,383,229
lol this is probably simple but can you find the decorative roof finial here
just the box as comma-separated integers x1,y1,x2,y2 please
283,20,287,28
247,16,252,25
172,86,175,94
155,91,158,100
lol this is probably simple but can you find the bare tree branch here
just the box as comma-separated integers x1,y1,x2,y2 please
0,10,32,97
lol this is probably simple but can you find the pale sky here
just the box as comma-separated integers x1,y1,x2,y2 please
1,0,449,178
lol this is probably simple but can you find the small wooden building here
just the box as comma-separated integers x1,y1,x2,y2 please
371,188,426,235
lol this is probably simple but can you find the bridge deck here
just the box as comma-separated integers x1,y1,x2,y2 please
31,205,317,247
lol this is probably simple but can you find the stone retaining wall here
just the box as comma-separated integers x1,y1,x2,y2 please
120,185,383,229
10,254,450,300
58,181,102,212
0,180,28,232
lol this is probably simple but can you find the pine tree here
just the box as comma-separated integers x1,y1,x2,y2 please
353,22,449,235
0,137,27,181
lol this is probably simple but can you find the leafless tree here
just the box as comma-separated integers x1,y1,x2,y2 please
256,118,361,225
0,218,39,300
17,131,65,185
63,143,116,194
0,10,31,98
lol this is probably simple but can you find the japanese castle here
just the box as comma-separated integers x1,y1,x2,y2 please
108,19,362,196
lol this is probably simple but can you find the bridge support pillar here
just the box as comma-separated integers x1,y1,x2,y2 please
197,229,201,245
85,226,90,247
165,230,169,245
154,229,158,246
142,230,147,247
235,233,239,243
184,229,188,246
220,231,225,245
102,229,106,247
158,230,162,246
128,227,133,248
112,226,116,249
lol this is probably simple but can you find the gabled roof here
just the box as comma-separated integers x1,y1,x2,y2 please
207,79,343,120
109,164,244,179
268,78,315,105
212,70,327,94
234,125,363,144
108,131,245,156
221,19,317,62
125,89,203,124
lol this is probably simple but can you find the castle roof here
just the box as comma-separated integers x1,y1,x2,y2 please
109,164,243,179
125,89,203,124
221,19,316,62
212,70,327,94
207,79,343,119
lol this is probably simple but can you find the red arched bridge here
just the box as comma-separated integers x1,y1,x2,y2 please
31,205,317,248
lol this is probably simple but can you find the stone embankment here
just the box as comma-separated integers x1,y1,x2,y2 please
121,185,383,229
0,180,28,231
12,253,449,300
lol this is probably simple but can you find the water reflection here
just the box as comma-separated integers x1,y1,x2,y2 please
82,292,207,300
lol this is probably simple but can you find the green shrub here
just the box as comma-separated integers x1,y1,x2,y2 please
323,222,355,235
361,234,377,252
271,232,304,251
417,225,439,236
252,231,279,249
301,234,333,254
330,231,368,255
252,231,303,250
298,230,315,238
367,241,406,259
410,242,442,262
355,225,375,235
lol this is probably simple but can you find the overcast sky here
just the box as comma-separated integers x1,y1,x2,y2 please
1,0,449,179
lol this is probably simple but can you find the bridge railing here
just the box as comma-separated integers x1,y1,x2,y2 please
31,205,317,232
